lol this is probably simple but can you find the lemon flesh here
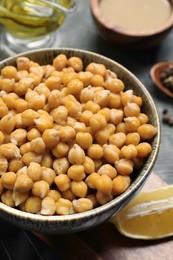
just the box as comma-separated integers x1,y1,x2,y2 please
110,185,173,239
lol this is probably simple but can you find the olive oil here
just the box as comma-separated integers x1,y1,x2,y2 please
0,0,73,38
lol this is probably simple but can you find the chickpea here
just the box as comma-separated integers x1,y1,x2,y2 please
53,54,68,71
16,70,29,81
16,57,30,71
27,162,42,182
98,164,117,179
103,144,119,163
41,196,56,216
10,129,27,146
73,198,93,213
97,108,111,122
64,100,82,119
27,128,41,141
76,132,93,149
1,65,17,79
48,89,62,109
86,62,106,77
105,78,125,93
90,114,107,132
20,142,31,155
87,144,103,159
52,142,69,158
14,174,33,192
61,189,75,201
138,113,149,124
124,116,141,133
41,167,56,186
56,198,73,215
115,122,127,134
83,156,95,174
2,93,18,110
45,76,62,91
94,175,113,195
22,152,42,165
78,71,92,87
121,144,138,159
67,57,83,72
8,158,24,172
12,191,29,206
1,190,15,207
73,122,86,133
85,172,100,189
30,137,46,154
96,191,113,205
53,157,70,175
121,90,134,106
50,105,68,124
0,113,16,134
32,180,49,199
112,175,131,195
110,108,124,125
108,93,122,108
59,126,75,142
15,98,29,113
137,124,157,140
115,158,134,176
109,132,126,148
71,181,88,198
47,189,62,202
79,110,93,126
15,77,34,96
25,196,42,213
68,144,85,164
34,115,53,132
94,89,110,107
80,85,94,103
54,174,71,192
42,129,59,149
95,128,110,145
136,142,152,158
125,132,140,145
0,131,5,145
67,79,84,96
28,93,46,111
0,143,20,159
1,171,16,190
21,109,39,126
67,165,85,181
61,71,78,86
124,102,140,117
83,100,100,114
41,152,54,168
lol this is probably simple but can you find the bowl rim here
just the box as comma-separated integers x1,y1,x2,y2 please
90,0,173,37
0,48,160,225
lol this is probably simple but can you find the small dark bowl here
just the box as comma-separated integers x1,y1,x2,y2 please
90,0,173,49
0,48,160,234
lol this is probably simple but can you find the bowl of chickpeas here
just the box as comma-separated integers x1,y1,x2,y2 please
0,48,160,234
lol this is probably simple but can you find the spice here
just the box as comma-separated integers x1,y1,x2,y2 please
159,65,173,93
162,109,173,126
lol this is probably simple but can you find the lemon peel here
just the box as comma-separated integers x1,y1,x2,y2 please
110,185,173,240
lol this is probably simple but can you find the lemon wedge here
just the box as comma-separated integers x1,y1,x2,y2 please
110,185,173,240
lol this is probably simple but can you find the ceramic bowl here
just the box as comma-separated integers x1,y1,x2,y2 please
0,48,160,234
150,61,173,98
90,0,173,49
